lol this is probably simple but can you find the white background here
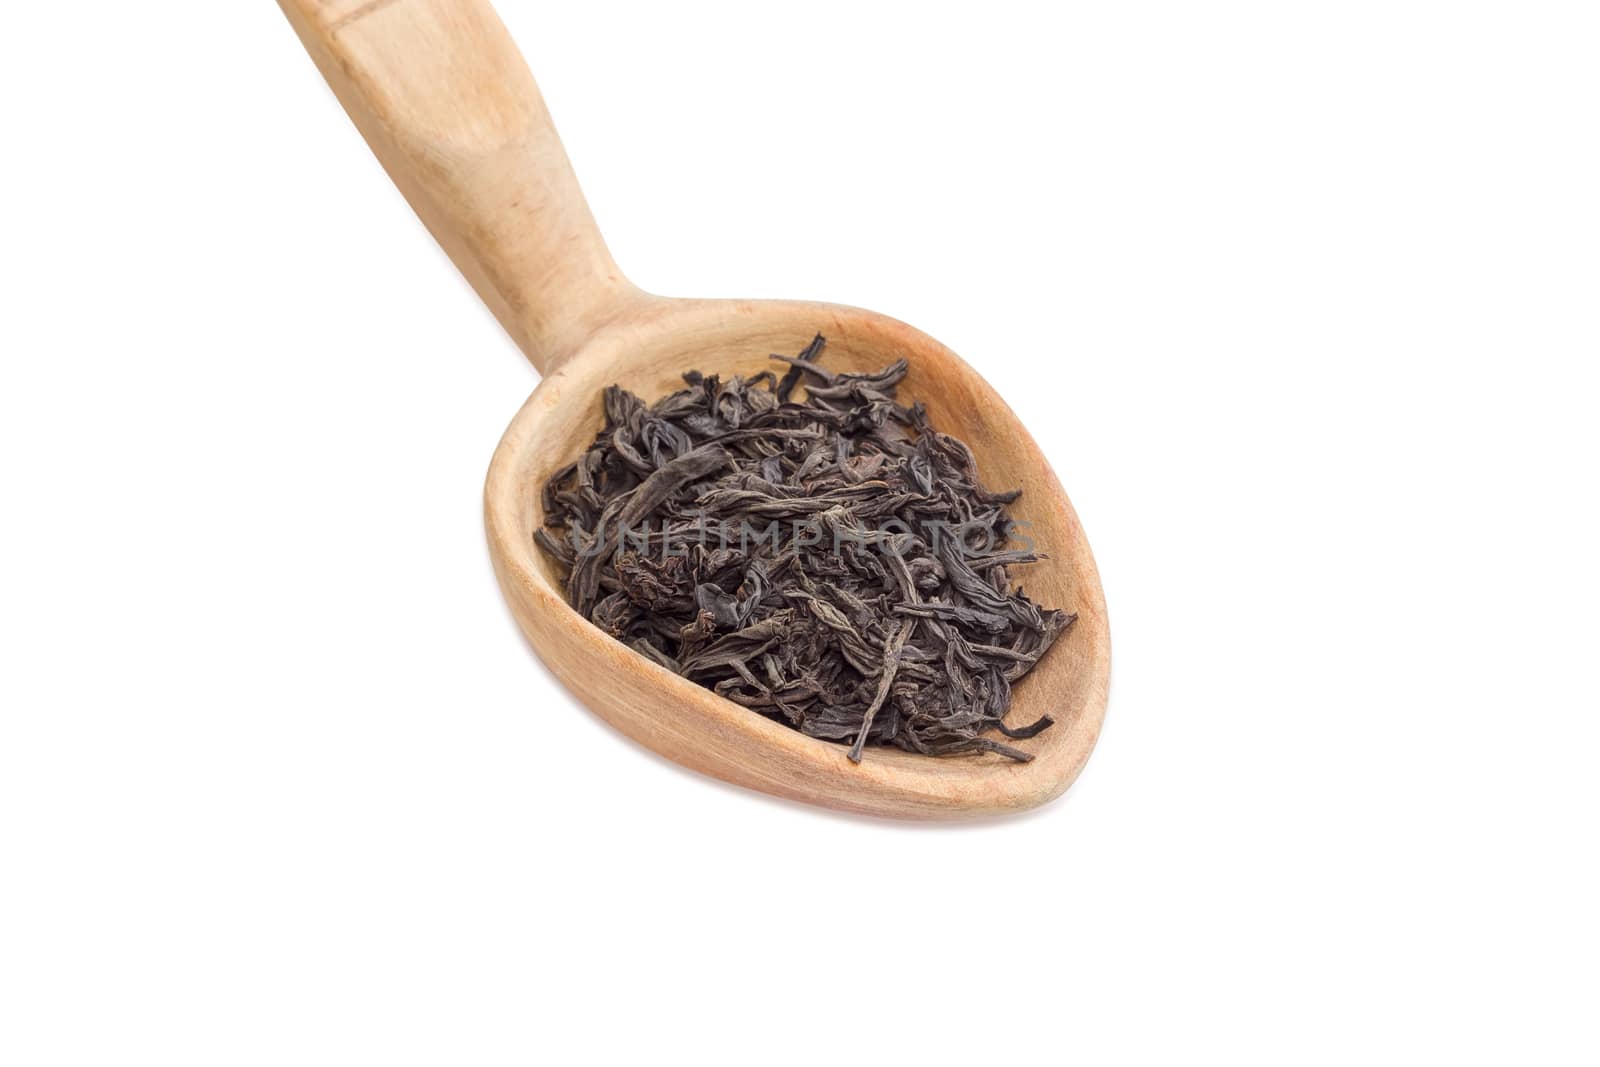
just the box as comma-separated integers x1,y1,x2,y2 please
2,1,1597,1063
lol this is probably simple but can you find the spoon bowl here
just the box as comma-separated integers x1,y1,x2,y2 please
281,0,1109,817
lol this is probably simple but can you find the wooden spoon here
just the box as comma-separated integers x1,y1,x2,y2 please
279,0,1110,818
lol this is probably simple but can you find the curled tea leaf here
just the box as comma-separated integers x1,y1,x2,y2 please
538,336,1072,764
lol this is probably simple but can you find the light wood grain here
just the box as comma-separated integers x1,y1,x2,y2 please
278,0,640,371
278,0,1111,818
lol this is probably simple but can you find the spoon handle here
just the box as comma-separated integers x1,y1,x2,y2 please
277,0,640,373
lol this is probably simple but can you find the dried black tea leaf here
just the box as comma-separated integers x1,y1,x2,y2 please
537,335,1074,764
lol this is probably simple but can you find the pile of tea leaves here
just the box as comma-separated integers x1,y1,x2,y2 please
536,335,1074,763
